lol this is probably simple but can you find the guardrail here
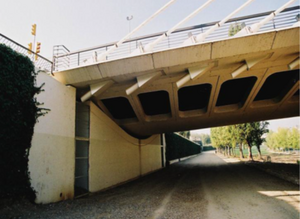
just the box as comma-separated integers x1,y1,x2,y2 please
53,6,300,72
0,34,53,73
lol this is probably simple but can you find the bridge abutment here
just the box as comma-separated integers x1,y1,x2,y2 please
29,73,163,204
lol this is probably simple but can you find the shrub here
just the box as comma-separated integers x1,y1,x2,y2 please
0,44,44,201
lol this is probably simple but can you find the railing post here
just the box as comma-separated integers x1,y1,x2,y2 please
78,52,80,66
272,18,276,29
51,56,55,75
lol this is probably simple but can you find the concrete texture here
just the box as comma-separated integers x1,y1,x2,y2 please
29,72,76,204
89,102,163,192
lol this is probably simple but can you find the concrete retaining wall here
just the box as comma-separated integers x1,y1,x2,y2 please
28,74,163,204
29,72,76,204
89,102,162,192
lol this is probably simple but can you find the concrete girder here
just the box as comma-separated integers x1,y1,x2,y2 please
231,54,270,78
288,57,300,70
176,64,214,88
126,72,162,95
81,80,114,102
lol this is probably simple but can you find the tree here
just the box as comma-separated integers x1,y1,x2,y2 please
228,125,243,158
251,122,269,159
199,133,211,145
211,122,269,160
211,126,232,156
221,126,233,156
266,130,276,150
275,128,289,151
211,127,222,153
267,127,300,152
288,127,300,150
178,131,190,139
238,122,268,160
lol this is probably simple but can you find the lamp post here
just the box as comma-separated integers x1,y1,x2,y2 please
126,15,133,52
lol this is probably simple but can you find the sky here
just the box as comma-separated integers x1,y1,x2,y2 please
1,0,299,132
1,0,299,59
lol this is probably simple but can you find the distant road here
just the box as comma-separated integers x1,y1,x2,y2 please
1,152,299,219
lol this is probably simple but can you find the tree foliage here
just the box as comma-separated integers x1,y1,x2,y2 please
210,122,269,160
266,127,300,151
0,44,45,200
199,133,211,145
178,131,191,139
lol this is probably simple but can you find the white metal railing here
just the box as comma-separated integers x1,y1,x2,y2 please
0,33,52,72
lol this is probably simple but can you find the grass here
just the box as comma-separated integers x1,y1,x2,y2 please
233,145,269,157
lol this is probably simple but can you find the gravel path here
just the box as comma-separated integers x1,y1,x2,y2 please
1,152,299,219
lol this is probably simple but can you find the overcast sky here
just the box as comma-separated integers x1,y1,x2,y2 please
1,0,299,132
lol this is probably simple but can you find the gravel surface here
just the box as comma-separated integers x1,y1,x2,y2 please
1,152,299,219
246,162,299,185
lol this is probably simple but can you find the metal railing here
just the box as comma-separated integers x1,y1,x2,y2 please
0,33,53,73
53,6,300,72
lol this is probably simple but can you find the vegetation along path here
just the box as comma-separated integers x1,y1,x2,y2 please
1,151,299,219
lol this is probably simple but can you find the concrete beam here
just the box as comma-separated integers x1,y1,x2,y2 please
288,57,300,70
176,64,214,88
231,55,269,78
81,80,114,102
126,72,161,95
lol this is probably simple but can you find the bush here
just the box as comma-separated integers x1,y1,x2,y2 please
0,44,43,201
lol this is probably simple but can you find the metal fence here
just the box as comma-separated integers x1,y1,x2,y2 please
0,33,53,73
53,6,300,72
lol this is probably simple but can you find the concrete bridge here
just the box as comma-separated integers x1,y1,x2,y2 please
2,2,299,204
53,4,299,137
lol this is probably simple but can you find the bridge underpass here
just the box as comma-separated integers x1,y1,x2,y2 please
2,3,299,205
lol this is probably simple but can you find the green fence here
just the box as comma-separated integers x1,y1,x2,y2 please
165,133,201,161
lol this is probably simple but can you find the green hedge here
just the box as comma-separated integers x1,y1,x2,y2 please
165,133,201,161
0,44,43,200
202,145,216,151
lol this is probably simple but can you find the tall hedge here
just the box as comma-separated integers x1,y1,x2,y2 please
165,133,201,161
0,44,42,200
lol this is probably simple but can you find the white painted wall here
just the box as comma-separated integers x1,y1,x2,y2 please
89,102,163,192
140,136,162,175
29,72,76,204
28,74,163,204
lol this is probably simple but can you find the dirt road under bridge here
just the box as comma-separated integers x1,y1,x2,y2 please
1,152,299,219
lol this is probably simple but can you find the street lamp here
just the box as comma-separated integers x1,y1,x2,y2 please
127,15,133,52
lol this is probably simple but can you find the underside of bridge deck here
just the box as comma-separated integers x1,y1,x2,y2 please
54,27,299,137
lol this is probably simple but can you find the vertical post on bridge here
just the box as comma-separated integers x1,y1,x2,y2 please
127,15,133,53
183,0,255,45
96,0,177,62
139,0,215,54
236,0,296,36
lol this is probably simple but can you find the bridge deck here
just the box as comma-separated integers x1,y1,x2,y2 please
54,26,299,137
